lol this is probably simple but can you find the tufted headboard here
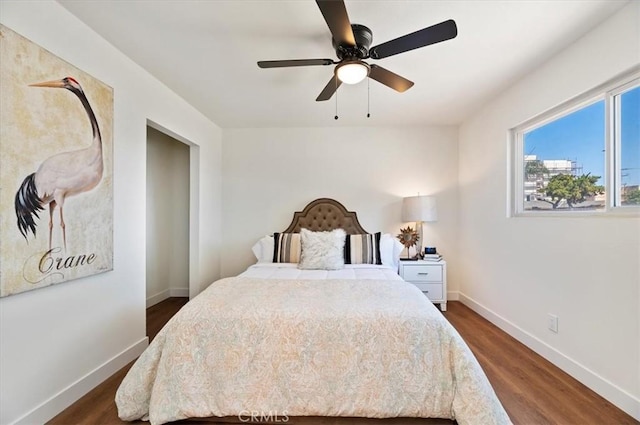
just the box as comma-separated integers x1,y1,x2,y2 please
281,198,369,235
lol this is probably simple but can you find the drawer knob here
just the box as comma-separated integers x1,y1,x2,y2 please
417,272,429,275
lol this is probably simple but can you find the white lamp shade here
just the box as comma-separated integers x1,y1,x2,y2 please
402,195,438,222
336,61,369,84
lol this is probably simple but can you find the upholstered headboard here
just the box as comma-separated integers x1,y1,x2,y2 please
281,198,368,234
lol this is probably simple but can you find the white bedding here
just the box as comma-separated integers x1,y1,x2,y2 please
238,263,403,281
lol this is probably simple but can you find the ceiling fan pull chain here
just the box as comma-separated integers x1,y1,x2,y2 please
334,75,339,120
367,78,371,118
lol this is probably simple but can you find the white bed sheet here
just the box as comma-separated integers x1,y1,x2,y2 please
238,263,403,281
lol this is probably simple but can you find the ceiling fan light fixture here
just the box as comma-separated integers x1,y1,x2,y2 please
335,61,370,84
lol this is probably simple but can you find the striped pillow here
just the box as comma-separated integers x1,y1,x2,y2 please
272,232,301,263
344,232,382,265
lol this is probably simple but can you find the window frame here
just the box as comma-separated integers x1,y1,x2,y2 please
610,78,640,208
510,67,640,217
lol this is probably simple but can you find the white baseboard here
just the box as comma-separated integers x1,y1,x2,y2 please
146,289,169,308
12,338,148,425
458,293,640,421
447,290,460,301
147,288,189,308
169,287,189,297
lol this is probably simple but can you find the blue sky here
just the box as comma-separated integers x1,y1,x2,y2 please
621,86,640,186
525,86,639,187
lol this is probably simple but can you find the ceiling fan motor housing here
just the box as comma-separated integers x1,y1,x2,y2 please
333,24,373,60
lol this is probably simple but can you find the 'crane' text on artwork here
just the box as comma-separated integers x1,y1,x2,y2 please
38,247,96,274
22,247,98,284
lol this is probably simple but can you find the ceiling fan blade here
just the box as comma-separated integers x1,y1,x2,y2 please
316,76,342,101
316,0,356,47
258,59,334,68
369,19,457,59
369,65,414,92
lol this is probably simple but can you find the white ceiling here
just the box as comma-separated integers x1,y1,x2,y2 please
58,0,628,128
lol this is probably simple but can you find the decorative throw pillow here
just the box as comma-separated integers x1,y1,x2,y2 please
298,228,346,270
273,233,301,263
344,232,382,265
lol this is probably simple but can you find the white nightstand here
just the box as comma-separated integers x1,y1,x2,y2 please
399,260,447,311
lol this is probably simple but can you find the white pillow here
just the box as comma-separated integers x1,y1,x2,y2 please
298,228,346,270
251,235,274,263
380,233,404,271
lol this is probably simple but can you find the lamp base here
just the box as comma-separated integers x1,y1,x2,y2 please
415,220,424,260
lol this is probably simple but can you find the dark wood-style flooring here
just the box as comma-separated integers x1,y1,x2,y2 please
48,299,638,425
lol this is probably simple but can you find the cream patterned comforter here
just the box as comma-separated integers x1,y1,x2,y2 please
116,278,511,425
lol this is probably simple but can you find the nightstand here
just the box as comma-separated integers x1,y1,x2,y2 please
399,260,447,311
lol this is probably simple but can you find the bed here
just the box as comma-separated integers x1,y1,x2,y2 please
116,198,511,425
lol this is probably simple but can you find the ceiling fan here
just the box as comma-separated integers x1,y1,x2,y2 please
257,0,458,102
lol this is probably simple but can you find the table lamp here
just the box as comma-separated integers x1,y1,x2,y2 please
402,195,438,258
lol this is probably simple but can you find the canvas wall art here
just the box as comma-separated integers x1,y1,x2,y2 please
0,25,113,297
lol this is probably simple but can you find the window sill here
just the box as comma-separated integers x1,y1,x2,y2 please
512,207,640,218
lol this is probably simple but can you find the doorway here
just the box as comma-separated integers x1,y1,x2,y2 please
146,126,190,308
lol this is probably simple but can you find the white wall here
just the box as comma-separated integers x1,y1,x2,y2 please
0,2,222,424
146,127,190,307
1,1,636,423
458,2,639,419
221,126,459,282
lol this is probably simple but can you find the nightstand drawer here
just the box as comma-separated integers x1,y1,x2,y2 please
402,265,443,282
412,283,443,300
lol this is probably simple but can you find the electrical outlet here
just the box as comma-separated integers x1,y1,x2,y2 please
548,314,559,333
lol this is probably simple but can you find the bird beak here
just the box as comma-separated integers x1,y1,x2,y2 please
29,79,66,88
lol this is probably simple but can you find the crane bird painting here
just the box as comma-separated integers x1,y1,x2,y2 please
0,25,113,297
15,77,103,251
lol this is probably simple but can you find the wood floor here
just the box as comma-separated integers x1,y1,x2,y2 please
48,299,638,425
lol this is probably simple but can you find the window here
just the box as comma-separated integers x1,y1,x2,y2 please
616,84,640,206
512,70,640,215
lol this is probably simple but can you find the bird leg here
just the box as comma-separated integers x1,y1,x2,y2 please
48,201,57,251
59,205,66,251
